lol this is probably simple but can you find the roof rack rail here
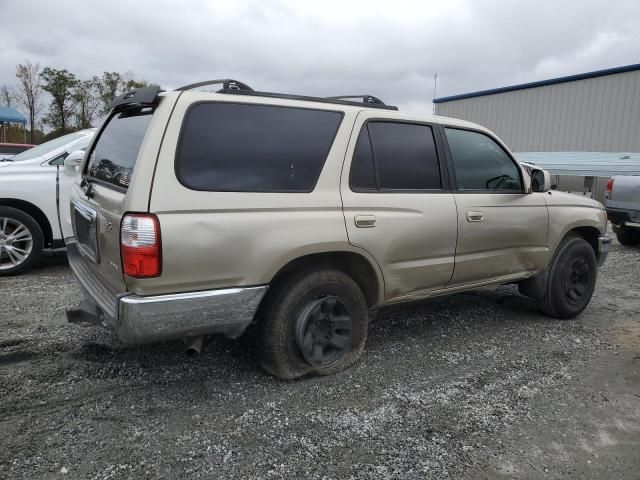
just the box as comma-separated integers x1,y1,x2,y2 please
175,79,398,110
326,95,387,106
176,79,254,92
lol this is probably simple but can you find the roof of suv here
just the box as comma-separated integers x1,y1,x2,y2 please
116,81,492,135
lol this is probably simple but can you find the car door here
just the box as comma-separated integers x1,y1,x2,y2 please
442,126,549,286
50,135,93,240
340,113,458,300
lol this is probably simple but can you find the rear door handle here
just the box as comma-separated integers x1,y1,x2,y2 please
354,214,376,228
466,210,485,222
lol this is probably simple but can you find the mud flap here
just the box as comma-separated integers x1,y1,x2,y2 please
518,269,549,300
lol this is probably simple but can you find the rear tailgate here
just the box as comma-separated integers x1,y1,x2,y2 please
71,93,179,297
608,175,640,212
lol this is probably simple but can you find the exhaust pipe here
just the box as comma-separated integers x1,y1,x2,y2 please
183,336,204,357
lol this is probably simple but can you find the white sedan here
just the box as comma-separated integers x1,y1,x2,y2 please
0,129,95,275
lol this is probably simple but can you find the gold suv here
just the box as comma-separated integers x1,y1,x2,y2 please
66,80,610,379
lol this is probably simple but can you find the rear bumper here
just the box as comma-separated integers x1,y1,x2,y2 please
597,235,612,267
66,241,268,344
606,207,640,229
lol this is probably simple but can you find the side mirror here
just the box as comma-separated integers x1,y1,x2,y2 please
531,168,552,193
64,150,85,168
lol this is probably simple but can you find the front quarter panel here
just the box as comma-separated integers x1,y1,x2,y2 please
546,191,607,253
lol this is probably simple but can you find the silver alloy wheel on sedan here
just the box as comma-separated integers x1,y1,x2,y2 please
0,217,34,270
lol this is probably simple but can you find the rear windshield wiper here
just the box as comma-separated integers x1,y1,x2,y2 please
0,158,14,162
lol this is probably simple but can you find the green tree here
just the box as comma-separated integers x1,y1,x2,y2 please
72,77,99,129
96,71,150,115
96,71,122,115
122,70,149,91
40,67,78,134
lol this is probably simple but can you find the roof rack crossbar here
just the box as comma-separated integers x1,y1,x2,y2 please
176,79,254,92
326,95,387,106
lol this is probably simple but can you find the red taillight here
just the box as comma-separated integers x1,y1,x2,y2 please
120,213,161,278
606,178,614,193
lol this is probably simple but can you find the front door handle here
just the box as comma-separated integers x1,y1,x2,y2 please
466,210,485,222
354,214,376,228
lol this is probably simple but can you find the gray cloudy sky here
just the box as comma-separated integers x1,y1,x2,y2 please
1,0,639,114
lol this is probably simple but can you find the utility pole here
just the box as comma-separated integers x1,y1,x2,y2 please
432,73,438,115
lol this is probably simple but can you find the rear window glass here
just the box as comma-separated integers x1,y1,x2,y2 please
349,127,377,191
176,103,343,192
86,108,153,189
369,122,441,190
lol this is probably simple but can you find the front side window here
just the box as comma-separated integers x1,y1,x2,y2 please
86,107,153,189
445,128,522,191
176,103,343,192
349,121,442,191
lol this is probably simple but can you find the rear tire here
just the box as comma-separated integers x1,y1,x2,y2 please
538,236,597,319
0,207,44,276
614,226,640,246
256,269,369,379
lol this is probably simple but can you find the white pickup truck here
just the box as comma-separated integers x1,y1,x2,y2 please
0,129,95,275
606,176,640,246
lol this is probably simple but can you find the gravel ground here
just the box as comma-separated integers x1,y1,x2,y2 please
1,240,639,479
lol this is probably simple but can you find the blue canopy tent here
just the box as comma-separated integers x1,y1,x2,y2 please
0,106,28,143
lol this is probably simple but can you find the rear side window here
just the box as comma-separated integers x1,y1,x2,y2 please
176,103,343,192
349,121,442,191
445,128,522,191
87,108,153,189
349,128,377,191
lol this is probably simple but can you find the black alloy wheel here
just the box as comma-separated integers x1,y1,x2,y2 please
563,257,591,305
295,296,354,368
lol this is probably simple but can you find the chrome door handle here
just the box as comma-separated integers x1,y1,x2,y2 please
466,210,485,222
354,214,376,228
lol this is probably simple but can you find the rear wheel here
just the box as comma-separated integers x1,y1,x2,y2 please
0,207,44,276
614,226,640,246
539,236,597,319
256,269,369,379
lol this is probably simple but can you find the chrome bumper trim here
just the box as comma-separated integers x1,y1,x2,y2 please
597,235,611,267
117,286,268,343
67,241,268,344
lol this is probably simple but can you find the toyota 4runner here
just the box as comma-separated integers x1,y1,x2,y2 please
66,80,611,379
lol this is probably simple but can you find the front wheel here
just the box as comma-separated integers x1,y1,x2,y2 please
256,269,369,379
0,207,44,276
539,236,597,319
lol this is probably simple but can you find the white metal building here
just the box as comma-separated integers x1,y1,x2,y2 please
433,64,640,154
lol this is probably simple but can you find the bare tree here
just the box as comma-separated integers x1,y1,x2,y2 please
1,85,15,107
15,60,42,143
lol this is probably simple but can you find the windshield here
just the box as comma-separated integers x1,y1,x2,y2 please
10,132,87,162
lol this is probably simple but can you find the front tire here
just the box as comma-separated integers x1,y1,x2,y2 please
0,207,44,276
256,269,369,379
539,236,597,319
